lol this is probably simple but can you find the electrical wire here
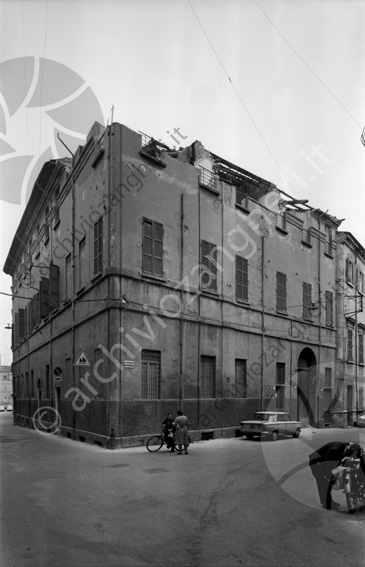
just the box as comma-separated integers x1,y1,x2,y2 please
254,0,362,129
188,0,296,194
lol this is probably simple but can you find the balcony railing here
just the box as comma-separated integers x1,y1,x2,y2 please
198,166,216,191
302,228,311,245
276,212,287,232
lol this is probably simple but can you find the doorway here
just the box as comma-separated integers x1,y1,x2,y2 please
297,348,316,426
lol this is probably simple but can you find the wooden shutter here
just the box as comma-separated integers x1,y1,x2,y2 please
49,264,60,310
142,220,163,276
236,256,248,301
201,241,217,291
93,217,103,275
303,282,312,320
325,291,333,326
40,277,50,318
276,272,287,312
153,222,163,276
18,308,25,339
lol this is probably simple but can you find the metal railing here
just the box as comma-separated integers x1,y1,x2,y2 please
198,166,216,190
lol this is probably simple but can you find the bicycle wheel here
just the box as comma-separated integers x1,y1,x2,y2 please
146,435,163,452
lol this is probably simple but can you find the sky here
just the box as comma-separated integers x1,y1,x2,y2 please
0,0,364,365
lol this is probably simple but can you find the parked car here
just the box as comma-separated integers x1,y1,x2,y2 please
241,411,301,441
355,413,365,428
6,404,13,412
0,405,5,412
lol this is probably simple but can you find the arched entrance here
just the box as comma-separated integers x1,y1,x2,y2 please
297,348,316,426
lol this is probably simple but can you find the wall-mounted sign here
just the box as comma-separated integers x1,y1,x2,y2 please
75,353,90,366
124,360,135,369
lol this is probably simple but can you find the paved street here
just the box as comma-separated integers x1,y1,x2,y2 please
1,413,364,567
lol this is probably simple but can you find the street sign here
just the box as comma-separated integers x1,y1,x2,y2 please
75,352,90,366
53,367,63,377
124,360,135,368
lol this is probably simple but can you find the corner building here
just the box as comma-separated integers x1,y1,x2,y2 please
4,121,344,447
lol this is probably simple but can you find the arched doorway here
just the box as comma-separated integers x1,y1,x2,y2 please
297,348,316,426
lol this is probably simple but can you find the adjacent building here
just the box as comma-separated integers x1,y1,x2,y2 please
0,365,13,408
3,120,363,447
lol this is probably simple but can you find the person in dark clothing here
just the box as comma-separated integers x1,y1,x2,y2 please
162,412,176,452
308,442,364,510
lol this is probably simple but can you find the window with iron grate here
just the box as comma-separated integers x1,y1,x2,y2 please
142,350,161,400
200,355,216,398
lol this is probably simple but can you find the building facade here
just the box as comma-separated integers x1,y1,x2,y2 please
4,121,350,447
333,232,365,427
0,366,13,409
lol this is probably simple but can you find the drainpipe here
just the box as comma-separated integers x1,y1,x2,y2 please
261,234,265,411
179,193,185,410
316,210,327,427
354,254,359,421
197,162,201,429
71,158,76,440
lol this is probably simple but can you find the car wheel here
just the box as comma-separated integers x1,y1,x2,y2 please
271,431,278,441
293,428,301,438
245,434,254,440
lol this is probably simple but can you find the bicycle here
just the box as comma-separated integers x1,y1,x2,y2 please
146,426,197,452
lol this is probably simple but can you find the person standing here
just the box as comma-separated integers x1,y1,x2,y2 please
162,412,175,453
174,410,189,455
308,442,364,510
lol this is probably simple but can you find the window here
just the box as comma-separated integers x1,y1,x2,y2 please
276,272,287,313
142,219,163,277
359,387,364,410
276,362,285,409
43,223,50,243
302,228,311,246
40,277,49,318
276,212,287,232
324,367,332,388
235,359,247,398
323,368,333,423
236,256,248,301
236,186,249,210
142,350,161,399
201,241,217,292
359,331,364,364
346,259,354,285
200,355,216,398
30,370,34,398
79,238,87,289
325,291,333,326
355,268,364,293
49,264,60,310
65,254,72,301
18,308,26,339
348,328,354,361
46,365,50,399
93,216,103,276
303,282,312,321
325,225,333,256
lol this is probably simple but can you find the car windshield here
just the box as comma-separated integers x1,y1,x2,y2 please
254,413,276,422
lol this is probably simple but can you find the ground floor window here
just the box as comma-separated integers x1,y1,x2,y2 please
276,362,285,409
235,359,247,397
200,355,216,398
142,350,161,399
